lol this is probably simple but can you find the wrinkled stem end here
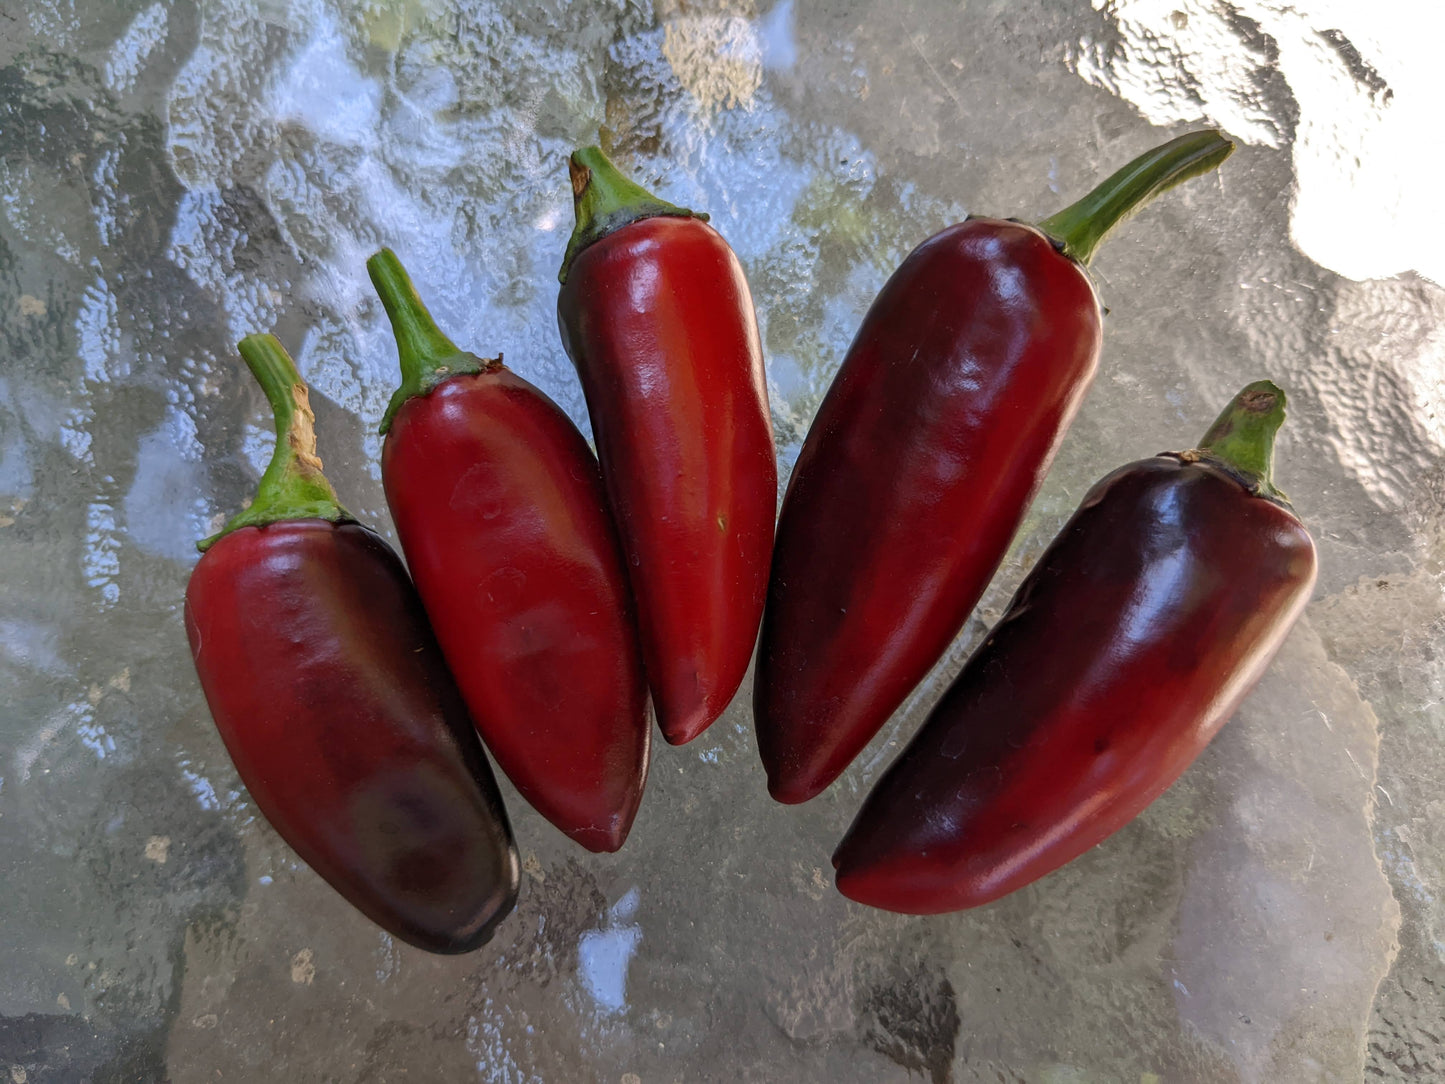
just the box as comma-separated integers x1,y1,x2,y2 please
1038,129,1235,267
569,156,592,200
1195,379,1287,501
558,145,707,284
198,333,349,552
368,248,493,434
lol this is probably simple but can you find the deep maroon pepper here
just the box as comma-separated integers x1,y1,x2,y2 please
755,130,1236,803
832,382,1317,913
368,250,651,853
185,334,518,953
557,147,777,746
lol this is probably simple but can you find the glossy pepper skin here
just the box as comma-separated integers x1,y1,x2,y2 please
369,250,650,853
758,220,1100,803
557,147,776,745
185,335,518,953
755,131,1236,803
832,382,1317,914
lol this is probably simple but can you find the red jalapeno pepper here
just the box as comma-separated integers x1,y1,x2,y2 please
832,382,1317,913
369,250,651,853
557,147,777,746
184,335,519,953
755,130,1235,803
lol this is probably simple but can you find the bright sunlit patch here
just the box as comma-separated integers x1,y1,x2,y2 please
577,887,642,1014
103,3,168,93
759,0,798,72
268,8,383,147
1073,0,1445,285
663,15,764,114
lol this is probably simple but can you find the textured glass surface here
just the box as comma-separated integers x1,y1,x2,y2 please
1,1,1441,1080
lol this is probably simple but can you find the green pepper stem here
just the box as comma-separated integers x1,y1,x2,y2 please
1194,380,1288,501
559,145,707,284
368,248,494,434
198,334,349,552
1037,130,1235,267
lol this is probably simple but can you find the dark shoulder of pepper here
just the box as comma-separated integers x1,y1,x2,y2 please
832,381,1317,914
184,334,519,952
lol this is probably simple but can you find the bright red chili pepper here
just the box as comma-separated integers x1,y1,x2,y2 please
184,334,519,953
832,382,1317,913
755,130,1235,803
368,250,651,853
556,147,777,746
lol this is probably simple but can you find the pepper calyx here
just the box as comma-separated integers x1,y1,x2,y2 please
199,333,351,552
368,248,500,434
1164,379,1292,508
559,146,707,284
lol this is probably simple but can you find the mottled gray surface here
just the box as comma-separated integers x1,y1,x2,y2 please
0,0,1439,1081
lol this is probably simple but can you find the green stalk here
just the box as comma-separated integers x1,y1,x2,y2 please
198,334,349,552
1191,379,1289,503
559,145,707,284
368,248,497,434
1037,130,1235,267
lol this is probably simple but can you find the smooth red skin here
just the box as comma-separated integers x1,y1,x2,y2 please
832,458,1319,914
184,521,520,953
755,219,1103,803
382,370,651,853
558,216,777,745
